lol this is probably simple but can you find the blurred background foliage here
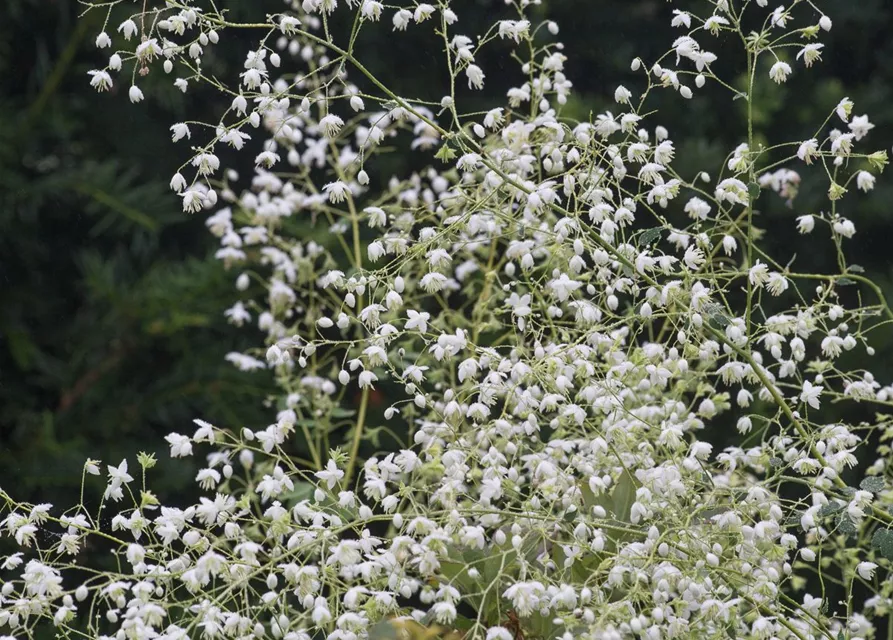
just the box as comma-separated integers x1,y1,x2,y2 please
2,0,893,506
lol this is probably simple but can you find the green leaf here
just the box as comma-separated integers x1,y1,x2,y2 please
703,302,731,328
818,502,844,518
278,481,315,505
611,472,639,522
860,476,886,493
525,611,564,640
563,507,579,522
837,514,857,538
639,227,662,246
871,529,893,561
4,327,37,370
367,621,400,640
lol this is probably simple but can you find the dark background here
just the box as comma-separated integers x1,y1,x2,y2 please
2,0,893,507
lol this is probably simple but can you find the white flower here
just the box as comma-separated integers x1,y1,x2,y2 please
88,70,113,92
857,561,878,580
126,543,145,566
170,173,187,193
414,3,435,22
279,15,302,34
192,153,220,176
749,261,769,287
392,9,412,30
857,171,876,192
769,61,791,84
315,459,345,489
319,113,344,137
431,601,457,624
118,19,138,40
135,38,161,63
486,628,514,640
821,335,844,359
255,151,280,168
181,188,206,213
770,6,790,28
549,273,582,302
457,153,482,171
797,139,819,164
170,123,191,142
95,32,111,48
406,310,430,333
670,10,691,28
108,459,134,485
193,419,217,443
498,20,530,42
722,235,738,255
715,178,749,205
832,218,856,238
704,15,729,35
683,245,705,270
836,97,853,122
503,581,545,617
367,241,386,262
419,272,447,292
766,273,788,296
796,214,815,234
129,85,145,103
362,0,383,21
358,370,378,389
165,433,193,458
323,181,350,203
849,114,875,141
466,64,485,90
232,94,248,115
614,85,632,104
797,44,824,68
684,197,711,220
800,380,823,409
365,207,386,227
14,524,37,546
831,129,856,157
196,468,221,490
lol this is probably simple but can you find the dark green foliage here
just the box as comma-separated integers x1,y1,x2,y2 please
871,528,893,561
0,0,274,504
860,476,886,493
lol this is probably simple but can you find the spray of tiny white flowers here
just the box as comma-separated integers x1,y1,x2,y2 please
4,1,893,639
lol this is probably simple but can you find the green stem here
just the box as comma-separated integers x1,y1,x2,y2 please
344,384,369,488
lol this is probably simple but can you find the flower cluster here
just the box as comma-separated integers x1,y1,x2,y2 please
4,1,893,639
